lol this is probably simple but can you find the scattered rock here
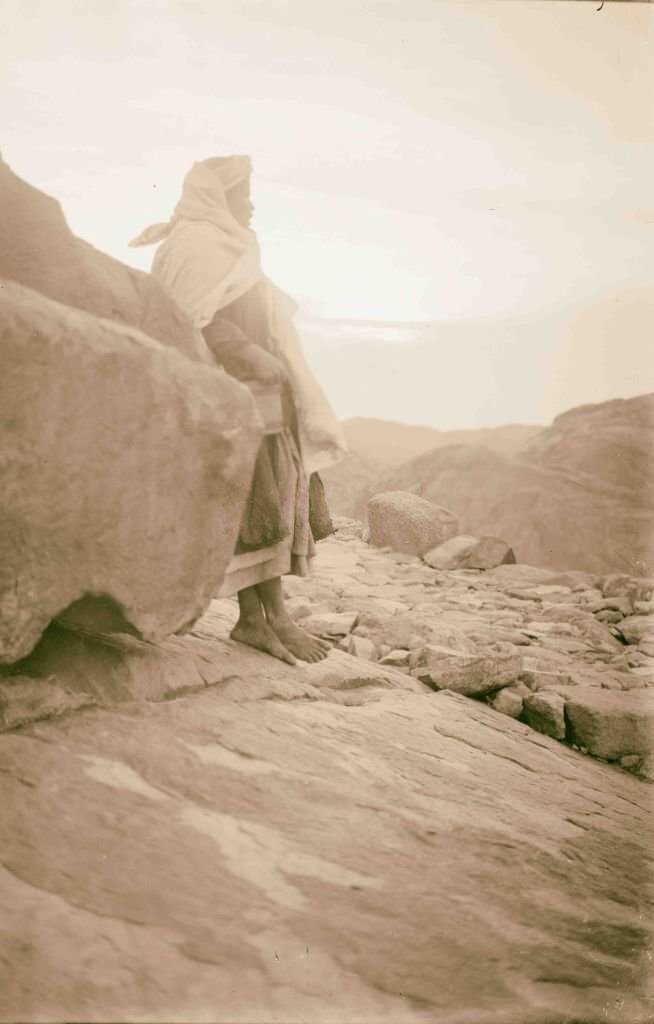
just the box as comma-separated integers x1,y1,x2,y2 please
423,535,478,570
590,596,633,616
520,669,574,692
523,692,566,740
353,612,434,652
551,571,601,590
488,688,524,718
484,565,563,588
410,644,521,696
639,639,654,659
619,615,654,645
379,649,411,668
518,586,573,602
462,536,516,570
595,609,624,624
367,491,458,557
601,574,640,601
300,648,425,697
619,753,642,771
565,688,654,762
346,635,378,661
578,588,605,608
524,622,577,638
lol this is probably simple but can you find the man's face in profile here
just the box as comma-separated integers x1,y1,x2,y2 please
228,179,254,228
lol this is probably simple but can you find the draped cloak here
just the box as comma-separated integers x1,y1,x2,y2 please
130,157,347,594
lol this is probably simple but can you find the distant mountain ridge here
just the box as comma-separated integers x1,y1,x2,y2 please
322,395,654,575
321,419,542,520
342,418,540,467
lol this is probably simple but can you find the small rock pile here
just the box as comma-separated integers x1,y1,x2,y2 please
274,517,654,780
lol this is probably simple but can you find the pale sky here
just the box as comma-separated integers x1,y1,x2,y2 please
2,0,653,426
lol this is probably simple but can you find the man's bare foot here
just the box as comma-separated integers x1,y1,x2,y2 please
267,614,331,663
231,618,297,666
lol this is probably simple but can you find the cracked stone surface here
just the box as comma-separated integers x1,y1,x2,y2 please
2,686,652,1024
1,522,653,1022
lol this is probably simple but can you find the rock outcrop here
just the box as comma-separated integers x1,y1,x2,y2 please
0,159,212,364
0,282,261,664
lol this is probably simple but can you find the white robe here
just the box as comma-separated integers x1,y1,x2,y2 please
131,158,348,475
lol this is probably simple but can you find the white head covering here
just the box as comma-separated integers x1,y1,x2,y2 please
130,156,263,328
131,155,349,473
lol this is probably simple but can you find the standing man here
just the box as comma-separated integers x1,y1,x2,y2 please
131,156,347,664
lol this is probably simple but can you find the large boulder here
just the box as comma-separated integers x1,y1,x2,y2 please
0,282,262,664
0,159,212,365
565,688,654,763
367,491,458,556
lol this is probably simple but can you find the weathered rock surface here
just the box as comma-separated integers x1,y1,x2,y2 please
410,644,522,696
276,522,654,772
1,604,652,1023
566,688,654,763
424,534,515,571
303,611,359,637
488,686,524,718
423,533,479,569
523,691,567,740
0,158,212,364
368,491,458,556
0,282,261,664
463,535,516,570
0,675,93,730
620,615,654,645
1,525,654,1021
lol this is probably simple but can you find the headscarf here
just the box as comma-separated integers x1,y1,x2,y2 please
129,156,263,328
130,155,349,473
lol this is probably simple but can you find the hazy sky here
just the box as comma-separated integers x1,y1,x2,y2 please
2,0,653,425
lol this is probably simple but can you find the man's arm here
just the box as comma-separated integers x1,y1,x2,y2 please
203,316,285,385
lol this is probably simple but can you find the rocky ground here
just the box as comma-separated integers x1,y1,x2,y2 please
322,394,654,577
280,518,654,779
4,161,651,1023
1,521,653,1023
